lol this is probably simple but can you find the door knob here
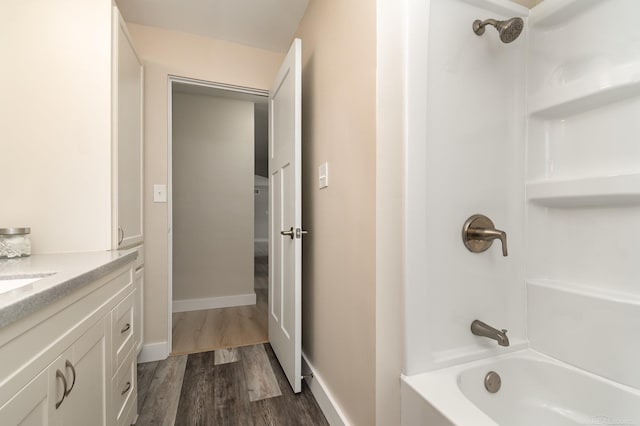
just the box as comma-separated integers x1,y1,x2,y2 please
281,227,295,239
462,214,508,256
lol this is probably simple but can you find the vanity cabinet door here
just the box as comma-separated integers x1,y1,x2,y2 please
63,318,108,426
0,320,107,426
0,369,57,426
115,10,144,250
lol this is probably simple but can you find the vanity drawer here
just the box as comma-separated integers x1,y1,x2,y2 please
112,347,136,426
111,291,134,373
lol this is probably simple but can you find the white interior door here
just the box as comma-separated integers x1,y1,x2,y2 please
269,38,302,393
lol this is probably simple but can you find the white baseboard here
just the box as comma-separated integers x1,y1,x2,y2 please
172,292,256,313
302,352,351,426
138,341,169,363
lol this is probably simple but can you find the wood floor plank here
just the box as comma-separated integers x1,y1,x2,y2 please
215,360,255,426
263,343,294,397
261,344,329,425
171,300,268,355
137,361,159,413
175,352,216,426
239,344,282,402
171,310,207,354
137,345,328,426
135,355,188,426
251,395,296,426
214,347,240,365
250,381,329,426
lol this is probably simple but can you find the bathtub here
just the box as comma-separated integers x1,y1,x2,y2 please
401,350,640,426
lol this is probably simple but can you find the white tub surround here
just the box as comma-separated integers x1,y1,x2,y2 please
526,0,640,396
403,0,640,424
404,0,528,375
402,350,640,426
0,250,137,328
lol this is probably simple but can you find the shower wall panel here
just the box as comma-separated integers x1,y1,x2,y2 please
404,0,528,374
526,0,640,389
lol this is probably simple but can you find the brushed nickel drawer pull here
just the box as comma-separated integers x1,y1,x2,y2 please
55,370,67,409
64,360,76,396
121,381,131,395
121,323,131,334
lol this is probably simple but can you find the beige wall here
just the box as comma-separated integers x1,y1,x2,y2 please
172,93,254,302
0,0,113,254
126,23,283,346
294,0,377,424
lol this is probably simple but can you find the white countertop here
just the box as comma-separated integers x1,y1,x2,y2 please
0,250,138,328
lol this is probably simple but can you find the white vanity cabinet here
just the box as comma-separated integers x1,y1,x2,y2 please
0,261,138,426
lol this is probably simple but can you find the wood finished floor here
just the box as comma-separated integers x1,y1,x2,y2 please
136,343,328,426
171,254,269,355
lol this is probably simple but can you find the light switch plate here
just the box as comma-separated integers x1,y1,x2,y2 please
318,162,329,189
153,184,167,203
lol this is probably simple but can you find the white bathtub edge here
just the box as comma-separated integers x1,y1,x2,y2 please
401,372,497,426
401,348,640,426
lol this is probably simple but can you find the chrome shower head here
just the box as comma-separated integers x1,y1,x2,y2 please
473,17,524,43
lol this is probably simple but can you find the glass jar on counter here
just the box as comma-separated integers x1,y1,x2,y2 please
0,228,31,258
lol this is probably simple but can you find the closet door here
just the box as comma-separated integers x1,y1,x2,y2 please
115,10,143,249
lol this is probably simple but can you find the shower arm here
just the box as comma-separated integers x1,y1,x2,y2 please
473,19,499,35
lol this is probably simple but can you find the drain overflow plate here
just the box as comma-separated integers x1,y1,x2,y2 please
484,371,501,393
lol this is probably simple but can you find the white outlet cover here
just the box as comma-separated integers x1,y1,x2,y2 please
153,184,167,203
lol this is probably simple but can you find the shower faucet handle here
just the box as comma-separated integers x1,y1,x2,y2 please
462,214,508,257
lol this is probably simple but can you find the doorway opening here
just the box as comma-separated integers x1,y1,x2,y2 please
167,76,269,355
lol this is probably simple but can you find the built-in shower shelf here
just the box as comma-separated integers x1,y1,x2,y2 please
529,0,600,28
528,62,640,118
527,279,640,304
527,173,640,207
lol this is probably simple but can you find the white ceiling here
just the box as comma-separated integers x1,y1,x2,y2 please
116,0,310,53
116,0,538,54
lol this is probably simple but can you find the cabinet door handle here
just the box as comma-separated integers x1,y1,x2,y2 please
118,227,125,246
55,369,68,409
121,323,131,334
121,381,131,395
65,360,76,396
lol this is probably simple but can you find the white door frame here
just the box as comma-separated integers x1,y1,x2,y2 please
166,75,268,352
